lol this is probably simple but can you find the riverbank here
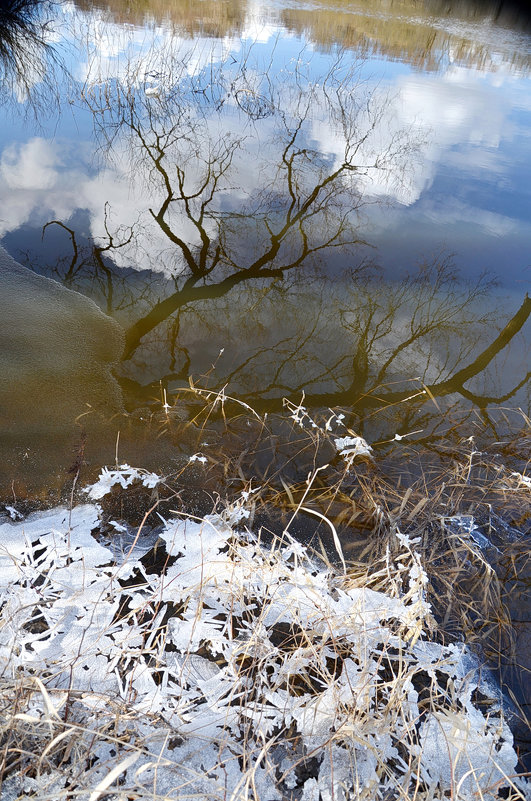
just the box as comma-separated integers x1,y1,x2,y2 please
0,402,529,800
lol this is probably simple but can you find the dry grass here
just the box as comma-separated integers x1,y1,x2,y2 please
0,387,530,799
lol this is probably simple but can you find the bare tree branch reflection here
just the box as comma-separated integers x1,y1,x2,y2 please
0,0,61,114
39,43,529,436
299,291,531,415
79,46,415,357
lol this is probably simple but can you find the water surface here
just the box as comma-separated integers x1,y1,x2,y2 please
0,0,530,490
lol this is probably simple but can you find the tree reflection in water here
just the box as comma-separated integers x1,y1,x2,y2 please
0,0,62,114
40,42,529,444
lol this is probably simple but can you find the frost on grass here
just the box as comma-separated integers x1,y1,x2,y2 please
0,497,527,800
84,463,161,500
188,453,208,464
334,435,373,463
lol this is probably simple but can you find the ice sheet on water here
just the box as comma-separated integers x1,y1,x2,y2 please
444,513,498,552
100,520,162,561
0,504,101,584
419,710,518,800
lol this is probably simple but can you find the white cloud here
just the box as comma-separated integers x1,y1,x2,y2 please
0,133,223,275
70,11,242,91
308,61,522,209
419,196,519,237
1,138,61,191
398,70,507,149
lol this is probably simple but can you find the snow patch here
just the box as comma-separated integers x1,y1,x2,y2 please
0,501,526,800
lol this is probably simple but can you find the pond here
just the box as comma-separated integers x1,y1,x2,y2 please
0,0,530,775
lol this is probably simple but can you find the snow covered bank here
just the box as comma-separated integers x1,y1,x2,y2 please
0,474,528,800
